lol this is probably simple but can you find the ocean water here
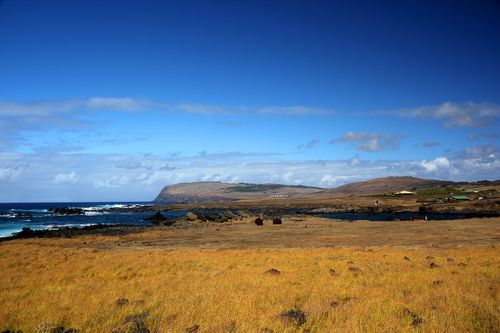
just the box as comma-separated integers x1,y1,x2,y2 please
0,202,182,238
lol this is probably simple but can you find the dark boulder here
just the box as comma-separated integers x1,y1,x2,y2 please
197,213,228,223
222,211,237,219
185,325,200,333
124,312,150,333
13,227,35,237
265,268,281,275
237,210,251,218
348,267,362,274
145,212,168,225
280,309,307,326
48,207,84,215
255,217,263,225
272,218,282,225
115,298,129,306
51,327,79,333
402,308,423,327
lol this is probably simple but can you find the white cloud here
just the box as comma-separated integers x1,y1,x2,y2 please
320,174,335,186
0,145,498,202
422,142,441,148
176,103,232,115
0,99,81,116
385,101,500,127
330,132,403,152
296,139,320,151
258,106,335,115
350,157,361,167
53,171,79,184
419,157,450,172
0,167,22,182
94,175,130,188
86,97,156,111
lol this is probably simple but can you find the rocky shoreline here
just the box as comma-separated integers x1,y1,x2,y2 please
2,204,499,242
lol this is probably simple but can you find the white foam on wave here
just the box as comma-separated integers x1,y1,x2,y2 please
80,203,129,211
83,211,107,216
47,223,97,229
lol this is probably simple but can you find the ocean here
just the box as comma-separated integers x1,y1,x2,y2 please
0,202,180,238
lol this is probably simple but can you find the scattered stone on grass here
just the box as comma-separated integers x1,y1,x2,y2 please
402,308,423,327
255,217,264,225
426,256,434,260
348,267,362,274
52,328,79,333
329,268,337,276
447,257,455,263
403,256,410,261
127,321,149,333
330,301,340,308
124,312,149,324
280,309,307,326
429,262,438,269
432,280,444,286
185,325,200,333
34,323,79,333
115,298,129,306
272,218,282,225
265,268,281,275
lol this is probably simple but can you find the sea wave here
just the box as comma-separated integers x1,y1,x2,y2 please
8,208,48,213
47,223,98,229
83,211,107,216
79,203,143,211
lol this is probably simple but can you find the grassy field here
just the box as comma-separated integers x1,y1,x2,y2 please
0,218,499,332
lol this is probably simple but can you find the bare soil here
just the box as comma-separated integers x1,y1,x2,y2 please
58,216,500,251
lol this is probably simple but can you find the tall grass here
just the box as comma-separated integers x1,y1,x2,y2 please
0,239,498,332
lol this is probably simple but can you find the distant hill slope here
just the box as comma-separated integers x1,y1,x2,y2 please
154,182,324,202
323,176,455,195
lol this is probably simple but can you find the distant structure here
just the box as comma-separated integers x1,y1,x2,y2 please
394,191,416,195
269,193,288,198
448,195,471,201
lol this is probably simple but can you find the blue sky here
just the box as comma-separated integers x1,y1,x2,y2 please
0,0,499,202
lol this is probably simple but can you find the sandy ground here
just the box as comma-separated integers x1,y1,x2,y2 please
38,216,500,251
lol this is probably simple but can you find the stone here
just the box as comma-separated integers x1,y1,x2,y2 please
280,309,307,326
265,268,280,275
115,298,129,306
185,325,200,333
402,308,423,327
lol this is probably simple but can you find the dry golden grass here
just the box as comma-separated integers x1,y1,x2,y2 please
0,237,499,332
